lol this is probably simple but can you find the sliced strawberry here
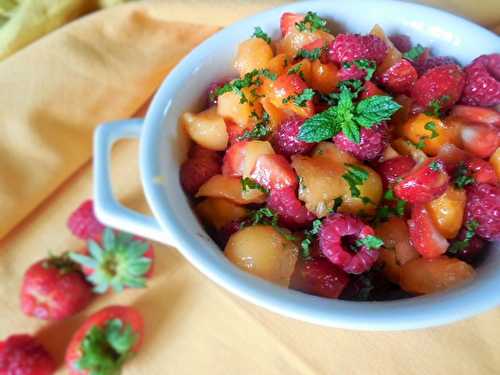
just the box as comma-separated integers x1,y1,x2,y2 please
302,38,325,51
394,159,449,204
408,204,449,258
226,120,245,145
280,12,304,37
451,105,500,127
250,154,298,191
377,155,416,187
222,141,248,177
359,81,386,100
460,122,499,158
377,58,418,94
290,258,350,298
465,158,498,184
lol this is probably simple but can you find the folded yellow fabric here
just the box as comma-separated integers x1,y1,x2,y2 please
0,1,499,375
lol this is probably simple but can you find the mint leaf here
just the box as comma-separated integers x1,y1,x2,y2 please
342,164,369,198
352,59,377,81
298,106,339,142
295,11,329,32
429,160,441,171
294,88,315,107
215,69,276,103
424,99,443,117
241,177,269,193
296,47,323,60
252,26,271,44
403,44,425,61
354,95,401,128
356,235,384,250
239,111,270,141
288,63,303,75
448,220,479,254
453,163,475,189
301,219,323,259
321,79,363,106
424,121,439,138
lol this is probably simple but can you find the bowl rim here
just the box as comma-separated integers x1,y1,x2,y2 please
139,0,500,330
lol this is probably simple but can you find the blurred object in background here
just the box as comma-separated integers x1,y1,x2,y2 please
0,0,130,61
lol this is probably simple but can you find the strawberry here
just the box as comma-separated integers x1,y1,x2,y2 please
411,64,465,111
222,141,249,177
359,81,386,100
267,187,315,229
67,200,105,242
280,12,304,36
290,258,350,298
408,204,449,258
394,159,449,204
459,122,499,158
0,334,55,375
250,154,298,191
225,121,245,145
465,158,497,185
180,145,221,195
65,305,143,375
21,253,94,321
377,155,416,187
377,59,418,94
450,105,500,127
70,228,154,294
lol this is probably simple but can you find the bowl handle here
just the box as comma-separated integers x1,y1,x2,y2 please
93,119,174,246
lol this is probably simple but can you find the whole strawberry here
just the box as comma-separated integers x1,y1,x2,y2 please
65,305,144,375
21,253,94,321
68,200,105,242
0,334,56,375
411,64,465,112
70,228,154,294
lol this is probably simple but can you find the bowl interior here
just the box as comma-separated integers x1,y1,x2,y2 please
141,0,500,330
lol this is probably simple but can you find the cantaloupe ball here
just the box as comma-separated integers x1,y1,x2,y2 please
234,37,274,77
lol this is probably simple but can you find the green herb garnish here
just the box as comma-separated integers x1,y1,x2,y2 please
252,26,271,44
295,11,329,33
356,235,384,250
448,220,479,254
241,177,269,194
296,47,323,60
453,163,475,189
301,219,323,259
403,44,425,61
342,164,369,198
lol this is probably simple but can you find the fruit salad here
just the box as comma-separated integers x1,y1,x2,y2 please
179,11,500,301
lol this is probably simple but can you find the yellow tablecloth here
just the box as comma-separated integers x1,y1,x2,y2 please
0,1,499,374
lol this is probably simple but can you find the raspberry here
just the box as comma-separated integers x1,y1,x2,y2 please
67,200,105,241
388,34,412,53
215,220,243,248
272,118,315,158
180,146,221,195
267,187,315,229
377,155,416,187
319,213,379,274
461,54,500,107
0,335,55,375
411,64,465,111
338,64,366,81
394,159,449,204
378,59,418,94
290,258,350,298
333,123,388,161
413,56,458,75
206,79,230,107
465,183,500,240
451,227,487,264
327,34,387,64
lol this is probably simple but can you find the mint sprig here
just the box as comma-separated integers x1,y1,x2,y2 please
299,86,401,144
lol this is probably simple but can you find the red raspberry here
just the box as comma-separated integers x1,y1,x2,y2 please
216,220,243,248
338,64,366,81
267,187,315,229
333,123,388,161
272,118,314,158
394,159,449,204
67,200,105,241
413,56,458,75
206,79,230,107
411,64,465,111
0,334,55,375
388,34,412,53
378,59,418,94
465,183,500,240
290,258,349,298
451,227,486,264
319,213,379,274
377,155,416,187
461,54,500,107
180,146,221,195
327,34,387,64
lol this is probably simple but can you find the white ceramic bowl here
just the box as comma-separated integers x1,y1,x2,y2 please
94,0,500,330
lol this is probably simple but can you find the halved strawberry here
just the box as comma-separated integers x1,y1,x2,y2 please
377,58,418,94
226,120,245,145
250,154,298,191
394,159,449,204
222,140,274,177
451,105,500,127
465,158,498,184
460,122,499,158
280,12,304,37
408,204,449,258
359,81,386,100
70,228,154,294
65,305,143,375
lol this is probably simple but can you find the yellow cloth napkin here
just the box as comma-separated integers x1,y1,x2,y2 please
0,1,499,374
